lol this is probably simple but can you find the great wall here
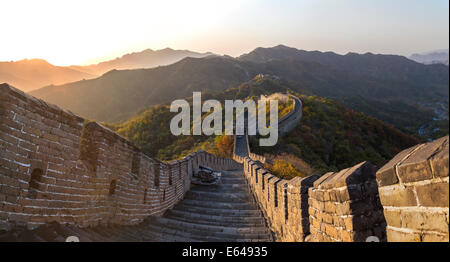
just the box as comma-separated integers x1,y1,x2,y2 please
0,83,448,242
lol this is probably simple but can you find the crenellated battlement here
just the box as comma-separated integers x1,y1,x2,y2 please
233,96,448,241
237,137,448,242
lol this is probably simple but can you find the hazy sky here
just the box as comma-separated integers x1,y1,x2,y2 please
1,0,448,66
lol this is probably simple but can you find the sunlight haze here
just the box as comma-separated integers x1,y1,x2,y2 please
1,0,448,66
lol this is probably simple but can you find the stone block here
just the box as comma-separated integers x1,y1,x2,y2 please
422,233,449,242
397,136,448,183
313,172,335,188
325,224,339,239
415,182,449,207
335,201,351,216
387,228,421,242
400,209,448,232
376,145,422,187
383,209,401,228
340,229,353,242
429,139,449,178
378,185,417,207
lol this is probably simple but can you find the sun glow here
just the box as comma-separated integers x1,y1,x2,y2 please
0,0,243,66
0,0,448,66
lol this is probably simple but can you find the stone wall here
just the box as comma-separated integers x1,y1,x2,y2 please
376,136,449,242
249,153,266,164
234,98,448,242
233,94,389,242
239,137,449,242
278,95,302,137
0,83,241,230
260,93,290,104
3,82,448,242
234,88,448,242
242,156,387,242
242,157,319,241
252,93,302,138
308,161,386,242
259,93,302,137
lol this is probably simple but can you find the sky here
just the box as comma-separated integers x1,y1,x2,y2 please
0,0,448,66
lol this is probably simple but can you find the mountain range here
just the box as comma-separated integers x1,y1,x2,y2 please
0,48,213,92
0,59,95,92
409,49,449,65
68,48,214,75
27,45,448,140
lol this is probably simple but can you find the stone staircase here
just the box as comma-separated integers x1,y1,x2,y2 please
0,170,274,242
145,170,273,242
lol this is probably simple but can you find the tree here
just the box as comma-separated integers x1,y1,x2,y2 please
214,135,234,158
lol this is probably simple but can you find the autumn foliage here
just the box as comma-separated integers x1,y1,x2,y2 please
211,135,234,158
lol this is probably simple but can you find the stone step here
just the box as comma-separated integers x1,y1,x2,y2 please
146,224,211,241
190,184,249,193
165,209,266,227
188,188,250,194
220,181,247,186
222,173,245,181
222,174,246,179
145,224,245,242
184,191,255,203
146,218,271,241
179,198,260,210
86,226,121,241
106,226,144,241
141,229,203,242
174,203,263,217
16,231,47,242
81,230,113,242
152,217,271,235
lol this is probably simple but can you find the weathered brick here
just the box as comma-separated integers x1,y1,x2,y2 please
383,209,401,228
422,233,449,242
415,182,449,207
0,87,240,230
400,209,448,232
340,229,353,242
387,228,421,242
397,137,448,183
378,185,417,207
376,145,422,187
325,223,339,239
324,201,336,213
322,212,333,224
429,141,449,178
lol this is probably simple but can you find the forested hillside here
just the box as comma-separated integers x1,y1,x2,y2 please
109,76,298,160
251,94,420,174
110,78,421,178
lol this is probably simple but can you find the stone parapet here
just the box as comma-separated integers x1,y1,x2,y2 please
376,136,449,242
0,83,241,230
308,161,386,242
